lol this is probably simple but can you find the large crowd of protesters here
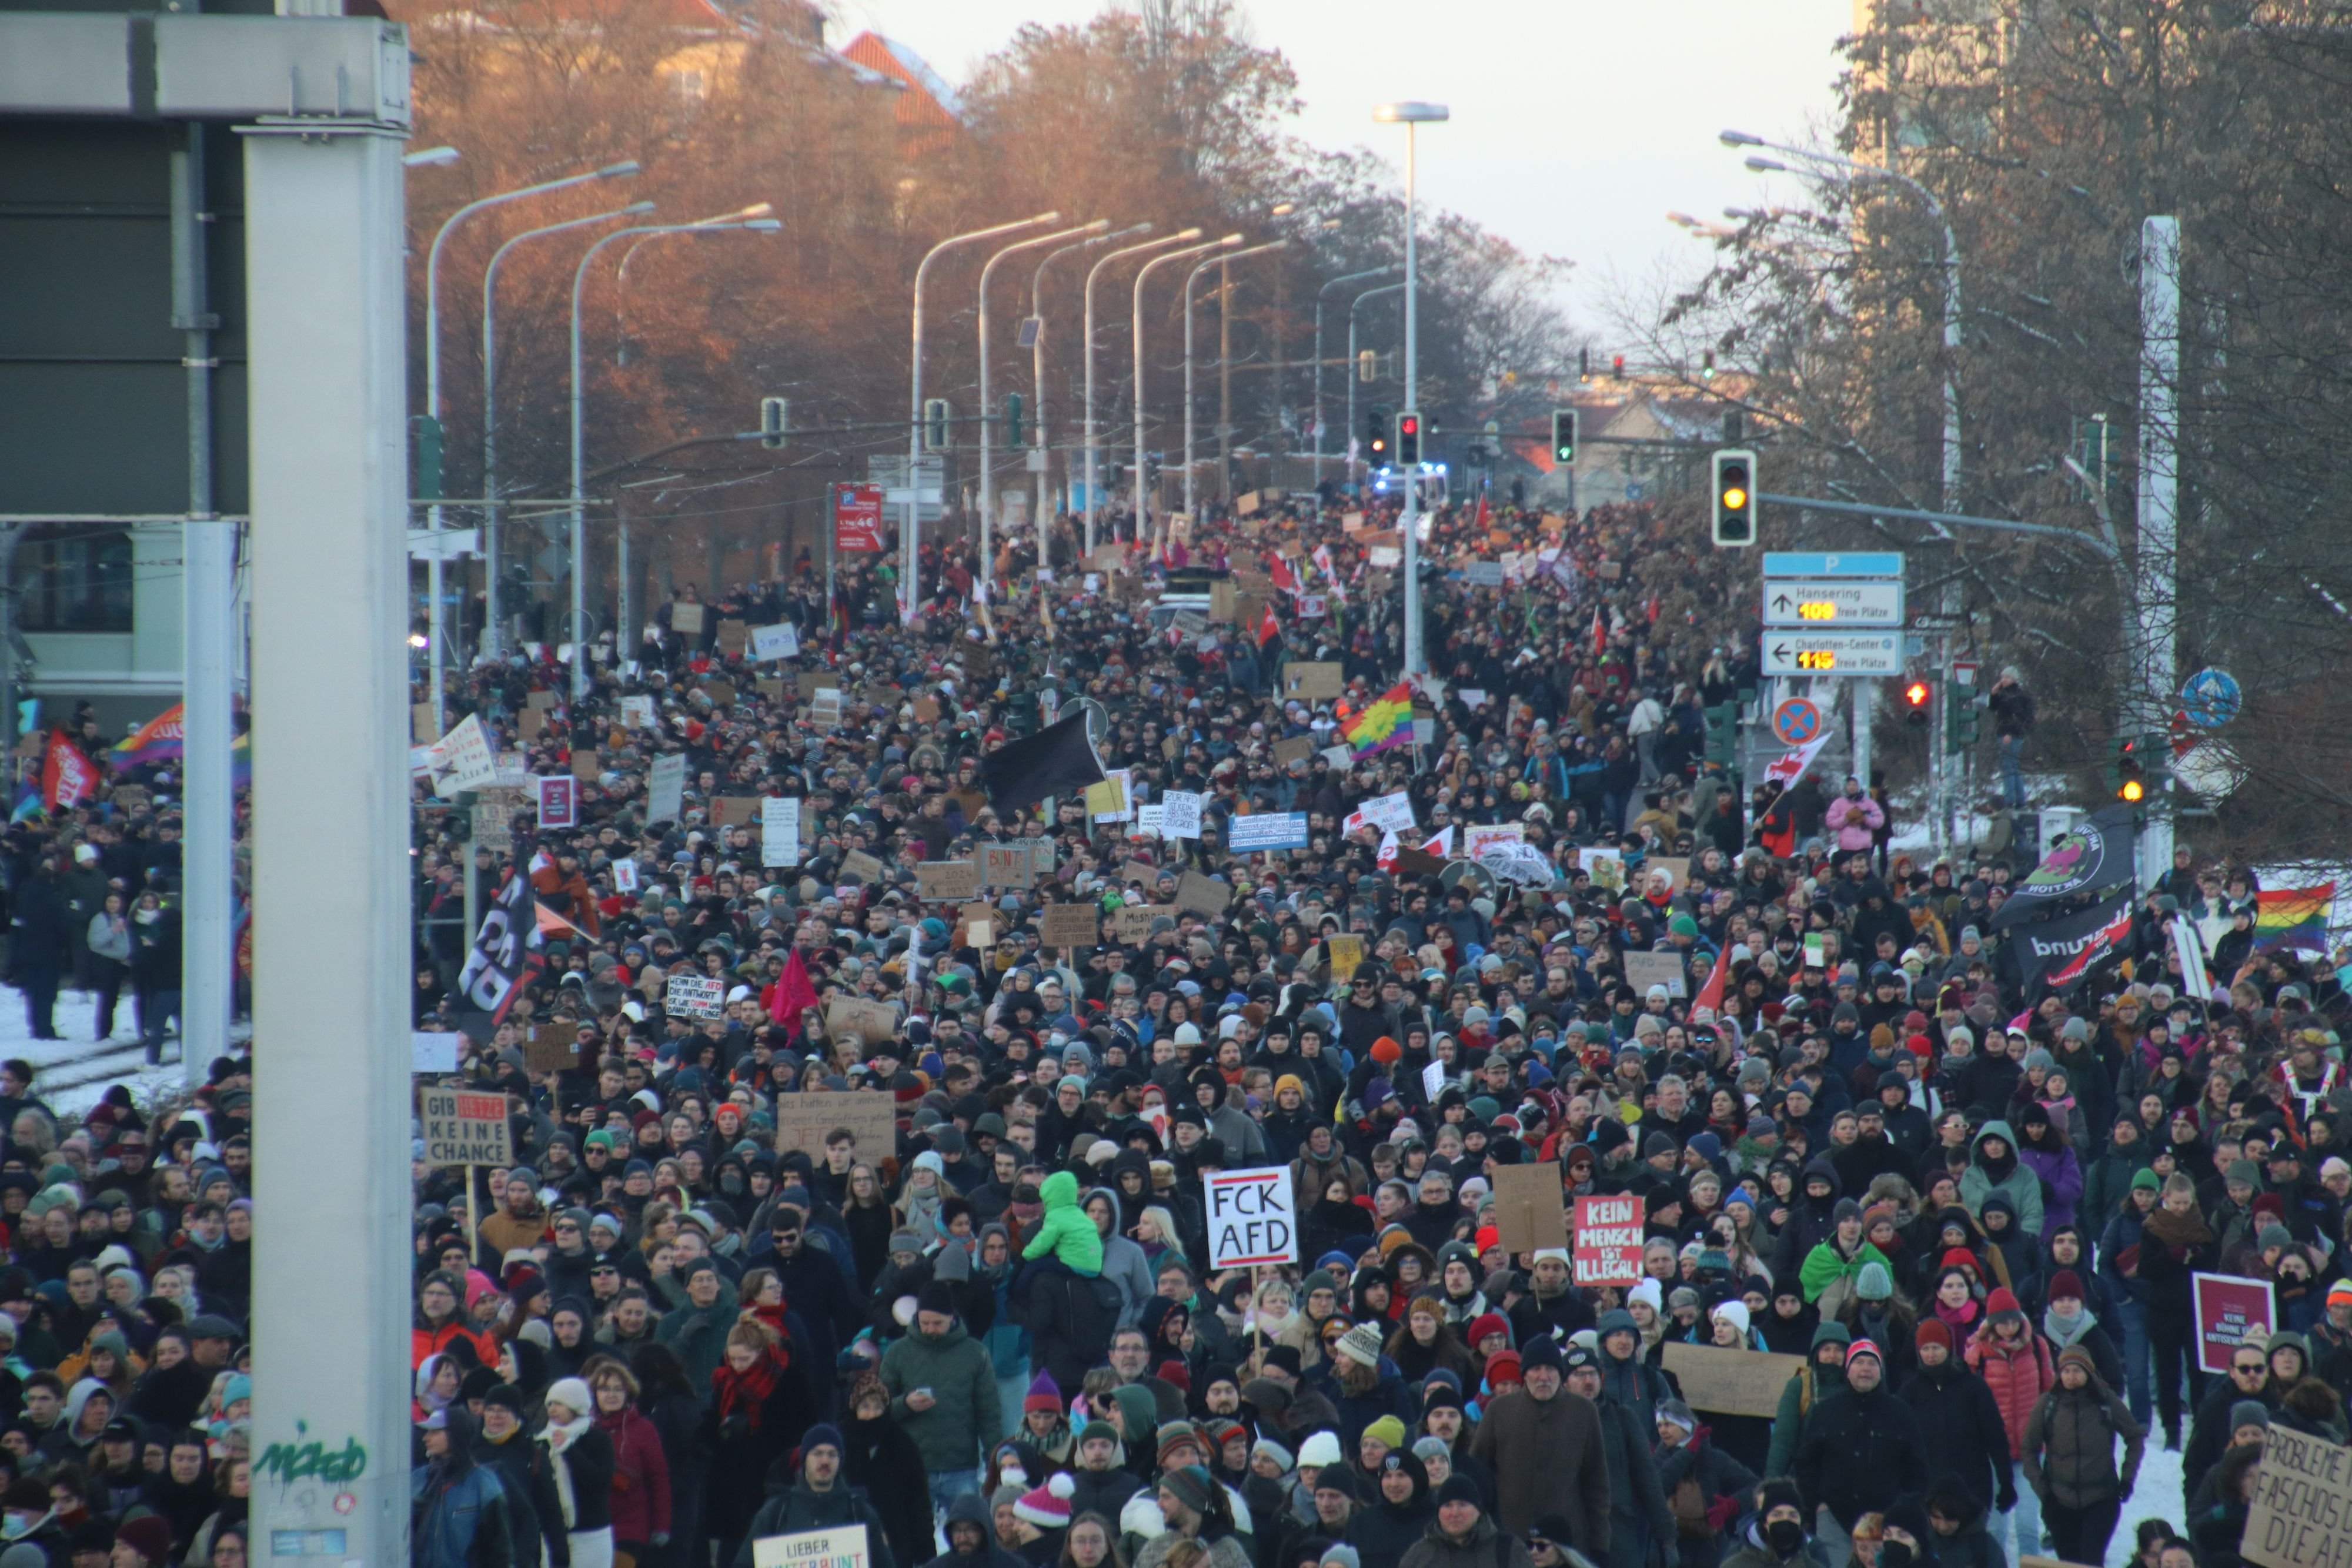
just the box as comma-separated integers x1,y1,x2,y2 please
5,476,2348,1568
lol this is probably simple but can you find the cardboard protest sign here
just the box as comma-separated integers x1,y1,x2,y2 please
1038,902,1098,950
770,1096,900,1164
1622,951,1689,999
570,747,599,781
419,1087,512,1166
1114,904,1169,944
522,1021,581,1074
917,860,982,902
2243,1421,2352,1568
796,671,832,700
670,602,706,634
838,850,884,885
1205,1167,1299,1268
665,974,726,1020
1490,1162,1568,1254
1573,1193,1645,1285
716,618,749,655
753,1525,872,1568
756,678,787,704
823,997,898,1047
524,690,557,711
413,701,440,743
1175,870,1231,917
1327,935,1365,984
809,690,843,728
1272,735,1315,767
1661,1343,1808,1420
1284,662,1345,700
710,796,762,827
703,679,736,708
979,842,1037,890
2194,1272,2278,1373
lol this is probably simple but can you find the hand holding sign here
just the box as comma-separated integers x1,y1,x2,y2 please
1205,1167,1298,1268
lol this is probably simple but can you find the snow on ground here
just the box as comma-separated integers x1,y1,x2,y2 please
0,984,186,1119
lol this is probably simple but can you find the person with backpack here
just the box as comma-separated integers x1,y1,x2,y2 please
1653,1399,1756,1568
2017,1346,2144,1566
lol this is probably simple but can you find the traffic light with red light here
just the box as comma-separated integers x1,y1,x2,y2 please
1903,678,1932,729
1395,409,1421,466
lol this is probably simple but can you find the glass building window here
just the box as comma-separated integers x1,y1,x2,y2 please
18,528,133,633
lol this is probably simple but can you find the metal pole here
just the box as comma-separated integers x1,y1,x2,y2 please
173,123,231,1080
1218,253,1232,505
979,221,1104,588
1084,229,1185,554
1034,228,1132,564
1401,120,1423,679
908,214,1060,624
1314,268,1396,491
1348,282,1406,494
2136,215,2180,882
570,220,771,698
1136,236,1240,557
481,203,650,660
240,116,412,1568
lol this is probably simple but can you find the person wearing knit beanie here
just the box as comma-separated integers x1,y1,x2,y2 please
801,1423,844,1460
1335,1322,1385,1369
1251,1436,1296,1476
1465,1312,1510,1352
1023,1370,1063,1415
1297,1431,1344,1470
112,1517,173,1568
1013,1473,1076,1531
1914,1319,1953,1356
1361,1415,1407,1456
1156,1464,1217,1520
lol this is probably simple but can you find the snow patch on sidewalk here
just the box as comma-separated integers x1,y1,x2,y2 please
0,985,186,1118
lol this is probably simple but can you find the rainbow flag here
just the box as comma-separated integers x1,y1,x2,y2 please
1339,682,1414,760
232,731,251,788
108,703,184,771
2255,884,2335,952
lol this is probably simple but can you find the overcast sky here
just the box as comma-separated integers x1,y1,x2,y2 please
831,0,1856,339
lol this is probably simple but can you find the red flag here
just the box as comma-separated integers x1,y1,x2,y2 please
1268,553,1299,594
1693,944,1730,1016
768,948,820,1031
1257,601,1281,647
1474,492,1492,531
1591,607,1606,660
42,731,95,812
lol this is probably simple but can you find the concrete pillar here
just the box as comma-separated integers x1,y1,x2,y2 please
239,122,413,1568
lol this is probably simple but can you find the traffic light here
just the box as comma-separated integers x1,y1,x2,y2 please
1552,407,1578,466
1711,448,1757,547
923,397,952,452
1946,692,1980,754
1005,392,1023,447
1704,702,1736,766
1358,349,1377,383
1368,405,1392,464
1395,409,1421,466
759,396,788,450
1903,678,1932,729
2111,734,2149,805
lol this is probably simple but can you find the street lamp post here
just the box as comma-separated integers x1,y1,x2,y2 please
1033,225,1144,562
1084,229,1194,554
1347,280,1405,491
978,220,1107,585
1374,101,1448,680
421,157,638,691
614,202,773,365
569,219,779,699
480,201,654,660
1183,240,1287,520
1135,235,1242,558
906,214,1060,624
1315,266,1399,486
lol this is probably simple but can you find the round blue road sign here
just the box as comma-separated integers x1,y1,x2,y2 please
1772,697,1822,746
2179,667,2241,729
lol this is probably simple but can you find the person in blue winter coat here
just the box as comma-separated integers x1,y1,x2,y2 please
1317,1322,1419,1455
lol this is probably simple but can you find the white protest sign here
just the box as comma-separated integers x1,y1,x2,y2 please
612,859,639,894
1159,790,1204,840
619,695,657,729
418,1086,512,1166
411,1032,460,1075
1205,1166,1299,1268
1135,804,1164,840
428,713,499,797
1422,1061,1448,1102
1463,823,1524,858
750,623,799,661
666,974,726,1020
761,797,801,868
753,1526,871,1568
1345,791,1415,835
646,754,687,825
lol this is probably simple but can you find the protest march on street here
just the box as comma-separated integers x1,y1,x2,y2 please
9,485,2352,1568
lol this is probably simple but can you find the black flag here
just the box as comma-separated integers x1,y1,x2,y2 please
1989,804,2139,930
455,868,544,1029
977,711,1107,816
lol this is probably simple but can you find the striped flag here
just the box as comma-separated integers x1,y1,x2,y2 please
2256,884,2336,952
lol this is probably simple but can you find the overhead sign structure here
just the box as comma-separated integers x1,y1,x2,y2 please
1762,579,1905,627
1760,551,1906,579
1205,1166,1299,1268
1760,630,1904,676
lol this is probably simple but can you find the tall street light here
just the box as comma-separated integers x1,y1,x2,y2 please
1033,224,1145,561
1084,229,1194,553
1375,100,1448,680
1135,234,1241,558
906,213,1060,624
1315,266,1399,486
479,200,654,658
978,219,1108,583
569,218,779,698
420,156,637,694
1184,239,1287,519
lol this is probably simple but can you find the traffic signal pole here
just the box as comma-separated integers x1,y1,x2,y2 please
2133,217,2181,883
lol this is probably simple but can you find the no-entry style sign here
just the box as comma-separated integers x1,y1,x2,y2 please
1771,698,1822,746
1205,1166,1299,1268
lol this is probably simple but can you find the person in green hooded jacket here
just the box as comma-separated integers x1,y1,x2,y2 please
1960,1121,2047,1240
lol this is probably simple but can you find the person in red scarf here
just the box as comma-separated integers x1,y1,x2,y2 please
701,1321,816,1568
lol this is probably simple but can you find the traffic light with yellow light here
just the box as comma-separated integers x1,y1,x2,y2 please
1712,449,1756,547
1368,405,1391,465
1395,409,1422,466
1903,678,1933,729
